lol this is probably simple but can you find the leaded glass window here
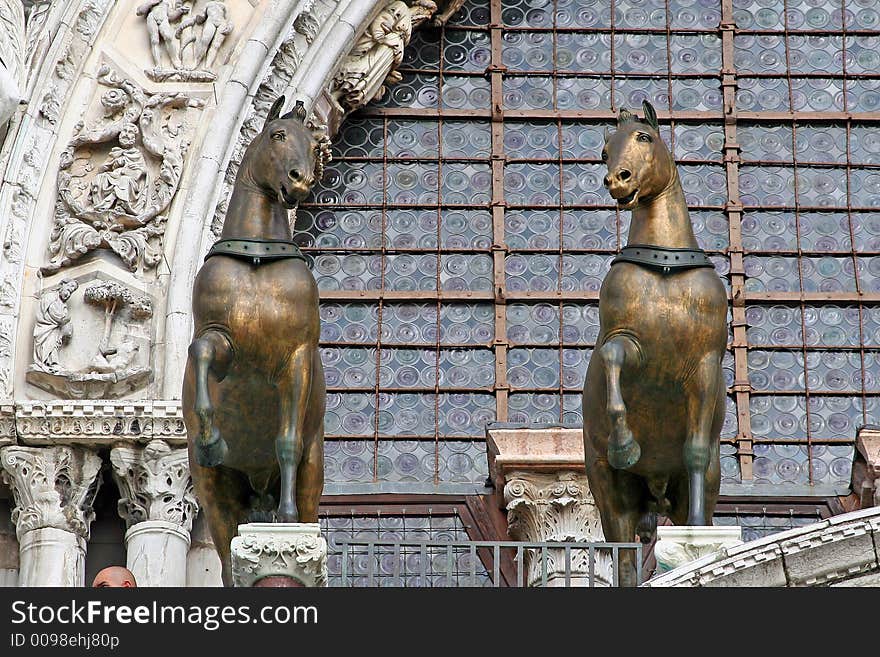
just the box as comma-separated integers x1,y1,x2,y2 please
298,0,879,492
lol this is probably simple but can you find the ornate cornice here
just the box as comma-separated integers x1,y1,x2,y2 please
0,444,102,540
13,399,185,446
110,439,197,530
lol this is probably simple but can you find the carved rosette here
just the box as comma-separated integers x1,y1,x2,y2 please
231,524,328,588
504,471,612,586
0,445,102,541
110,439,197,531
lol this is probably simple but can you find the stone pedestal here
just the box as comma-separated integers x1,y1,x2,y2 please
231,523,327,588
0,446,102,587
653,525,743,573
110,440,198,587
487,426,611,587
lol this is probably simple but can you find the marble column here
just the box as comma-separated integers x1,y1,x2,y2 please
487,426,612,586
110,440,198,587
0,446,102,587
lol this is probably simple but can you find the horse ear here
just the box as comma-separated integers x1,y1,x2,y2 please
642,100,659,130
617,107,634,125
282,100,308,122
266,95,285,123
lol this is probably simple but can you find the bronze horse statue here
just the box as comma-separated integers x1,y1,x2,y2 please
582,101,727,587
182,95,331,585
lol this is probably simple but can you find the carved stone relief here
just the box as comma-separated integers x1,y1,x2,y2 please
137,0,234,82
0,0,26,127
331,0,438,113
44,64,204,274
26,270,154,398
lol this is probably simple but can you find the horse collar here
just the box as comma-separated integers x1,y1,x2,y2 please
205,238,306,266
611,244,713,275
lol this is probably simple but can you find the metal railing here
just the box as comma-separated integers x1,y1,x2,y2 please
330,540,643,588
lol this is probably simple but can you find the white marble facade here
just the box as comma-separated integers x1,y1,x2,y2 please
0,0,466,587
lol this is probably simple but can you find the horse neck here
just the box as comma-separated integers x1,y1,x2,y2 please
625,169,699,249
220,164,291,241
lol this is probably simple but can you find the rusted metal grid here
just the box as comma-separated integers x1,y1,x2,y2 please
295,0,880,488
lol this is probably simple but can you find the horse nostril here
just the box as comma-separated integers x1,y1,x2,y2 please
618,168,632,182
289,169,301,180
603,175,611,187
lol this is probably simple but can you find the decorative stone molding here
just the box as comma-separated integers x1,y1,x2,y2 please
487,425,611,586
110,439,197,530
0,445,102,541
14,399,185,446
653,526,743,573
231,523,328,587
645,507,880,587
0,0,26,127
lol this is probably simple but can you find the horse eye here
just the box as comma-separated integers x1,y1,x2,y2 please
272,131,286,141
637,133,652,143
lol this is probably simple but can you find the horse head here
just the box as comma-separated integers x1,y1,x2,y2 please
243,95,332,208
601,101,675,210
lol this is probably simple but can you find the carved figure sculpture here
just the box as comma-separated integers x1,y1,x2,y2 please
582,102,727,587
182,96,332,585
137,0,189,70
32,279,78,372
176,0,232,69
90,123,148,215
333,0,437,111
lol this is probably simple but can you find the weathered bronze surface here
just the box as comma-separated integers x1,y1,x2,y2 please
182,96,329,585
582,101,727,587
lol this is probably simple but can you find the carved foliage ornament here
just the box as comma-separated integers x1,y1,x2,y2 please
45,64,204,274
110,439,198,530
0,445,102,540
232,531,328,587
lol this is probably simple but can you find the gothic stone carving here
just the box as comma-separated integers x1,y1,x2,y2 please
138,0,233,82
110,439,198,530
27,272,154,398
504,471,612,586
44,64,204,274
0,401,14,447
0,445,102,540
331,0,438,113
14,400,185,446
231,524,328,588
0,0,26,126
855,427,880,508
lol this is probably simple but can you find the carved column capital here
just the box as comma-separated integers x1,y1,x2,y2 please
0,445,102,541
110,439,197,531
504,471,602,544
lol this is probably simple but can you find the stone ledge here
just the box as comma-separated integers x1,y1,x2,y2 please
644,506,880,587
12,400,185,446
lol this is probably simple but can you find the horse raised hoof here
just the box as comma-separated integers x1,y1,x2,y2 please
608,434,641,470
195,429,228,467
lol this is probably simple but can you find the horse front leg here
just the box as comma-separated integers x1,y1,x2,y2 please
188,329,233,467
599,334,642,470
682,352,723,525
276,346,313,523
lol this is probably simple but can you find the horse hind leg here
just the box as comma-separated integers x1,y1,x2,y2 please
188,329,233,467
275,346,314,523
682,352,723,525
599,335,642,470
